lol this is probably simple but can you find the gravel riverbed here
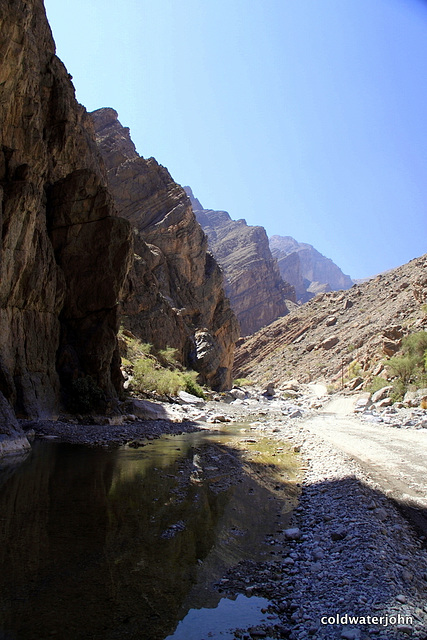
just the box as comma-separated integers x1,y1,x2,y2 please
218,397,427,640
20,387,427,639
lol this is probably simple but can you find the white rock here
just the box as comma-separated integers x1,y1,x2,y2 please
371,385,393,403
178,390,205,405
283,527,302,540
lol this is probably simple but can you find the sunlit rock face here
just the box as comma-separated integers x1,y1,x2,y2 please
0,0,133,448
185,188,295,337
92,108,239,390
270,235,353,303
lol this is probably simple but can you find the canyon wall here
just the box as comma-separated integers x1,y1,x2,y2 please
91,109,239,390
270,235,353,302
185,188,295,336
0,0,133,451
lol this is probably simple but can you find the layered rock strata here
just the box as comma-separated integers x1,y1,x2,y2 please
91,109,239,390
185,188,295,336
270,235,353,302
0,0,133,452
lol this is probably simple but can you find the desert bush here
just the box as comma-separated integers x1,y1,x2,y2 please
387,355,416,385
120,330,206,397
182,372,206,399
157,346,179,367
369,376,389,394
233,378,254,387
347,361,362,379
401,331,427,362
386,331,427,400
130,355,206,398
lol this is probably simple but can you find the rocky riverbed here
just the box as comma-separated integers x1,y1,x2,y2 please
17,384,427,639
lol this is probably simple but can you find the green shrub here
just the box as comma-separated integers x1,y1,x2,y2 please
126,337,152,360
347,361,362,379
120,330,206,398
390,379,406,403
386,331,427,400
401,331,427,362
369,376,389,394
387,355,417,385
182,372,206,399
233,378,254,387
131,357,206,398
158,347,179,366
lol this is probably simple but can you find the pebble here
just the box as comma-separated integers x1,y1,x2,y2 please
217,386,427,639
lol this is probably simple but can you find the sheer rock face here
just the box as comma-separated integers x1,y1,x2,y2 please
91,109,239,390
0,0,133,450
185,188,295,337
269,235,353,303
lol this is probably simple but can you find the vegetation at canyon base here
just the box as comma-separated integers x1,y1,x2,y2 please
119,330,206,399
387,330,427,401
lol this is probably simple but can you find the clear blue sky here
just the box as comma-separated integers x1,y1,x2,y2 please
44,0,427,279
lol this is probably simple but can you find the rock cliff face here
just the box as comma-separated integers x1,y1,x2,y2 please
269,235,353,302
185,188,295,337
0,0,133,452
91,109,239,390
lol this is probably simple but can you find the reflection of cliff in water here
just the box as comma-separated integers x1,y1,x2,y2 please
0,430,292,640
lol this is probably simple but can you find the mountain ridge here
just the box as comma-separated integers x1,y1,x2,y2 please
269,234,353,302
185,187,295,336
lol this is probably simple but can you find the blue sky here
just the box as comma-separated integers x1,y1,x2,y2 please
44,0,427,279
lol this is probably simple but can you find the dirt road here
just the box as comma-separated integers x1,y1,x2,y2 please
303,394,427,533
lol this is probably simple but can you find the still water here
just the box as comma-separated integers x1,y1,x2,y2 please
0,425,299,640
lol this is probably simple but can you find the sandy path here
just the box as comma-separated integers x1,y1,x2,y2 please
302,395,427,520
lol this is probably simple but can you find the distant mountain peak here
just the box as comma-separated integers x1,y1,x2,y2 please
269,235,353,302
185,188,295,336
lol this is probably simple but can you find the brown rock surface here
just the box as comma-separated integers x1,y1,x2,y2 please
185,187,295,336
91,109,239,390
0,0,133,449
269,235,353,302
234,254,427,387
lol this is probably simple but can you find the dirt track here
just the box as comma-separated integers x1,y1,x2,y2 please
303,394,427,533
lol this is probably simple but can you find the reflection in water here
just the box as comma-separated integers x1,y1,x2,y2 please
165,594,278,640
0,427,299,640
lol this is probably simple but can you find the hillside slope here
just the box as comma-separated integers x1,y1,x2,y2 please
234,254,427,387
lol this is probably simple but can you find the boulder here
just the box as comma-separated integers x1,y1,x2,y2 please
281,380,300,392
320,335,339,350
177,391,205,405
0,391,30,457
347,376,364,391
382,338,401,356
371,385,393,403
